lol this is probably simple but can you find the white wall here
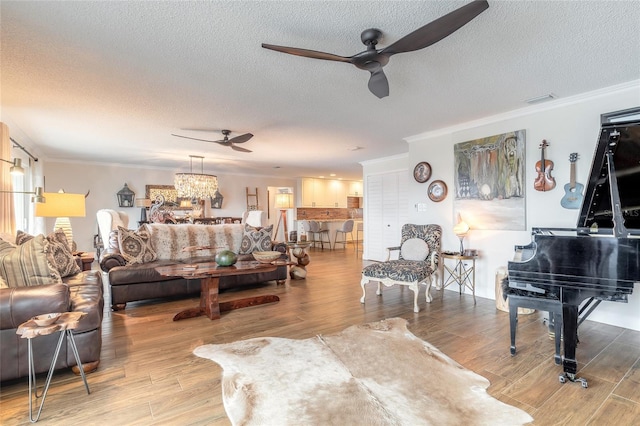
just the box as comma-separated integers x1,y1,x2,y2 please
364,81,640,330
40,161,295,252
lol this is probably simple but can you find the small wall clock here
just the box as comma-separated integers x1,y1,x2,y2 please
427,180,448,202
413,162,432,183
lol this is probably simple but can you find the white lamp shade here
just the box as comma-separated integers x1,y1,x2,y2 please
275,193,293,209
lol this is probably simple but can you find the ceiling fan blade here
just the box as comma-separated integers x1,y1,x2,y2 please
231,145,252,153
171,133,217,143
368,68,389,99
216,141,233,147
262,43,351,63
381,0,489,56
228,133,253,144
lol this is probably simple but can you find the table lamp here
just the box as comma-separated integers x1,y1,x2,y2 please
453,213,470,255
274,192,293,242
135,198,152,222
35,190,86,248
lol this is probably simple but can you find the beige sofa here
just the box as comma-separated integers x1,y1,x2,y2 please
100,223,287,311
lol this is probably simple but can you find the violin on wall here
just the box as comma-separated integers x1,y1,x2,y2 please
534,140,556,192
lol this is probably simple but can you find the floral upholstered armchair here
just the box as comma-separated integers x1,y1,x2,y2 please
360,224,442,313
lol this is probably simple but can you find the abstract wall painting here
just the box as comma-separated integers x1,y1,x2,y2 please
454,130,526,230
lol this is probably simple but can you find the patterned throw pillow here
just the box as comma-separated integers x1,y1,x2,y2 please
400,238,430,261
117,226,157,264
239,224,273,254
0,235,61,287
15,230,35,245
46,230,81,277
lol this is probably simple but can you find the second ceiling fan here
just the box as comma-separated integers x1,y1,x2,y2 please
172,129,254,153
261,0,489,98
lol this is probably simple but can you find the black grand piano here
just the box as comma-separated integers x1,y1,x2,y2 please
506,109,640,387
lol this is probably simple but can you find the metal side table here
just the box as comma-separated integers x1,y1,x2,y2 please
17,312,90,422
440,251,478,304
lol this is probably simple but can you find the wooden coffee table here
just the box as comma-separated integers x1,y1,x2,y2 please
155,261,279,321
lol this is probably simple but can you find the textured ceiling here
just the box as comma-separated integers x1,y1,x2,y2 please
2,1,639,181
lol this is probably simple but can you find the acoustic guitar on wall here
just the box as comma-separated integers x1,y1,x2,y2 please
560,152,584,209
534,140,556,192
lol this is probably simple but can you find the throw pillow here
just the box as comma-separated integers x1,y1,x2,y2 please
400,238,430,261
239,224,273,254
15,230,35,245
0,235,62,287
117,226,157,264
46,229,81,277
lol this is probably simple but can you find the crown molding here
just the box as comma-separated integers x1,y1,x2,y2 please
405,79,640,143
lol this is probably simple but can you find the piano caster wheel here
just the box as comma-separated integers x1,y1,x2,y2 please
559,373,588,388
510,346,516,356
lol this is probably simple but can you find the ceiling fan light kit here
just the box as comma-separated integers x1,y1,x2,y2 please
261,0,489,98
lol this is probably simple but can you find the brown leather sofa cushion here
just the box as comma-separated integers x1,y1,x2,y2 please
64,271,104,332
0,284,70,329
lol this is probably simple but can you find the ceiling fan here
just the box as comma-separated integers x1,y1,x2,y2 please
262,0,489,98
171,129,254,153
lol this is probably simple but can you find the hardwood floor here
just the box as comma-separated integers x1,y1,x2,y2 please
1,247,640,425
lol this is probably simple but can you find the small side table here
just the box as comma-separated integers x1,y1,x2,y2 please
73,252,95,271
440,252,478,304
17,312,90,422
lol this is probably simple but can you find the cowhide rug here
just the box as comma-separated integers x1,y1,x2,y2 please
194,318,532,425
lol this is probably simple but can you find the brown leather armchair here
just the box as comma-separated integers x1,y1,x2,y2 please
0,271,104,382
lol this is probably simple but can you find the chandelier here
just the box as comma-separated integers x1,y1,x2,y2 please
174,155,218,200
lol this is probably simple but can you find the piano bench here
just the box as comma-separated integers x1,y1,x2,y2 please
508,294,562,365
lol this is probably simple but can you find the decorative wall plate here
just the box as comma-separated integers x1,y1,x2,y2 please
413,162,432,183
427,180,448,202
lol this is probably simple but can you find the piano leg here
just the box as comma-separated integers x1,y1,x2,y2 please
560,303,588,388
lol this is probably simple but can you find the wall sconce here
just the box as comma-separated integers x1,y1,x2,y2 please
453,213,470,254
0,158,25,175
211,189,224,209
0,186,46,203
117,183,135,207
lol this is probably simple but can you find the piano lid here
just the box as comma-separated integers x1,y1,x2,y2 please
578,109,640,235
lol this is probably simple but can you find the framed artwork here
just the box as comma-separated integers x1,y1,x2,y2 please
145,185,181,207
427,180,447,202
453,130,526,230
413,162,432,183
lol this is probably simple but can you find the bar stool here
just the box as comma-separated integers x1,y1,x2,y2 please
309,221,330,250
333,219,354,249
301,220,314,245
355,222,363,254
